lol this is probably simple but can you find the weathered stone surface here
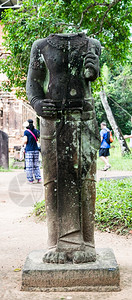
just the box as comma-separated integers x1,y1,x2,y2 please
0,130,9,169
22,248,120,292
28,33,101,263
26,33,116,266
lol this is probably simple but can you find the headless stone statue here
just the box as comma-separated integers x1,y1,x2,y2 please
26,33,101,263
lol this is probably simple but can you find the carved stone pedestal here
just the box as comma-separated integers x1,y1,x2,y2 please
22,248,120,292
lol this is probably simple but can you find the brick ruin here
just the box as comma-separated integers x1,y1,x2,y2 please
0,23,37,156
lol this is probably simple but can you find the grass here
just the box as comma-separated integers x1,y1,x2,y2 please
32,200,46,220
97,140,132,234
97,139,132,171
95,178,132,234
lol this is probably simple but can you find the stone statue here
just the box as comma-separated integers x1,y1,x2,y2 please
26,33,101,264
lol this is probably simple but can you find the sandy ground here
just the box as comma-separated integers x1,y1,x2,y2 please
0,169,132,300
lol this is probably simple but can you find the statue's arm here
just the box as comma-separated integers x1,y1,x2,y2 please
26,40,56,117
83,38,101,82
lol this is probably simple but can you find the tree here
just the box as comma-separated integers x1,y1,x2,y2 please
106,63,132,134
98,62,131,154
0,0,131,153
0,0,131,98
93,62,132,134
100,88,131,155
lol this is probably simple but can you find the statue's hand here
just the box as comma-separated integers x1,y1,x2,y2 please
83,100,93,112
84,52,99,81
34,99,57,118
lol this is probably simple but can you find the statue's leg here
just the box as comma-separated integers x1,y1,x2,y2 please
43,113,86,264
72,152,97,262
40,118,57,248
81,157,97,246
42,111,100,264
56,114,83,252
76,111,100,263
54,113,98,263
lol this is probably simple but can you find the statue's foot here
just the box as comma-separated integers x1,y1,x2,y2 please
43,249,67,264
43,248,96,264
72,249,96,263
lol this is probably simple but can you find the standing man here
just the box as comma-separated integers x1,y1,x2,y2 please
99,122,111,171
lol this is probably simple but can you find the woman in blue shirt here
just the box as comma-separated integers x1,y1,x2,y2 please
99,122,111,171
22,119,41,183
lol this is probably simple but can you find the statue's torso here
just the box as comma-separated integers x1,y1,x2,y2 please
39,34,90,106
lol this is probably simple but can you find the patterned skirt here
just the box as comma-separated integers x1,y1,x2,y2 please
25,150,41,182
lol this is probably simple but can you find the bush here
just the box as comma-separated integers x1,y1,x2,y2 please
95,178,132,234
33,200,46,220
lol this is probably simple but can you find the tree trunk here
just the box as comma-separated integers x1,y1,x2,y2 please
100,89,130,156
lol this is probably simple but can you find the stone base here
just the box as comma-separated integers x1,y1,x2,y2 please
21,248,120,292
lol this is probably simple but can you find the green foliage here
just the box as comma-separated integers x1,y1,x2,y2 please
0,0,132,98
95,178,132,234
60,0,132,62
0,0,65,97
106,64,132,134
97,139,132,234
33,200,46,219
94,62,132,134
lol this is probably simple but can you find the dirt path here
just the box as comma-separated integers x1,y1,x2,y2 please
0,170,132,300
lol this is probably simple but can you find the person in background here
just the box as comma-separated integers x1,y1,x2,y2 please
124,134,132,139
124,134,132,148
99,121,111,171
22,119,41,183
